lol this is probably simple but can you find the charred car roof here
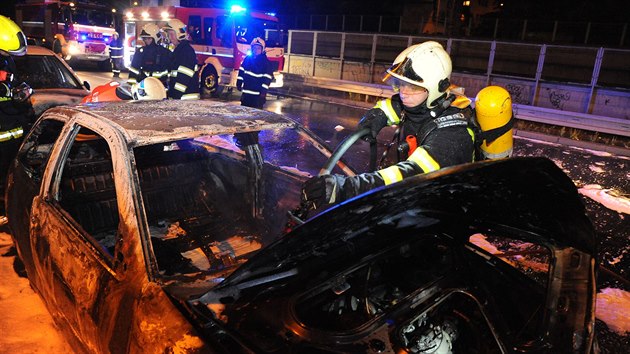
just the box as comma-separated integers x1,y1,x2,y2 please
46,100,297,146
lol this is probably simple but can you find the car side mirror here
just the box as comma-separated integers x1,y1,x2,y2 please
84,81,91,91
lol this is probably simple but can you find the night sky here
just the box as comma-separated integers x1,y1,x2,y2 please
2,1,628,25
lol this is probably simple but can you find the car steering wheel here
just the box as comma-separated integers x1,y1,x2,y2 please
319,128,377,176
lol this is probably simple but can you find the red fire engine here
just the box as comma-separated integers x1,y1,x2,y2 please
123,5,284,97
16,0,117,70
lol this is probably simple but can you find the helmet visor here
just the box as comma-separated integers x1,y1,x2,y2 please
382,57,423,85
390,79,427,94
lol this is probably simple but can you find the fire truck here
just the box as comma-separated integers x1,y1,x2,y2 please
15,0,117,70
122,5,285,97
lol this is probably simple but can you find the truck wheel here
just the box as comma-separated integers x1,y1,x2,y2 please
201,66,222,98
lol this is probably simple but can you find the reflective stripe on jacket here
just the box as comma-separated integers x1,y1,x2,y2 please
332,95,475,201
0,126,23,142
167,41,199,100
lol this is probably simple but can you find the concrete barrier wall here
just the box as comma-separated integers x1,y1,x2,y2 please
285,54,630,120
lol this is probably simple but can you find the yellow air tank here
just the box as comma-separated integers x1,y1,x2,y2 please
474,86,514,159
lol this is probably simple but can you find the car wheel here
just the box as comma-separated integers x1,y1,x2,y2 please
201,66,222,98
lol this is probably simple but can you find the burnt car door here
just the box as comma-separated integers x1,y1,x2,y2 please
7,118,65,281
29,122,139,353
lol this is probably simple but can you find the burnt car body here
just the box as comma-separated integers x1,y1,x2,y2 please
14,46,90,117
6,100,597,353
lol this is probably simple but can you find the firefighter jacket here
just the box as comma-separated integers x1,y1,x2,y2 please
166,40,199,100
236,52,273,108
128,42,170,86
109,37,123,60
332,93,475,202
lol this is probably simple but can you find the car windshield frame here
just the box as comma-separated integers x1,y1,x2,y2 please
13,53,83,90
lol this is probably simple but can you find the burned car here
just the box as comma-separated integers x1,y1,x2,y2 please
6,100,597,353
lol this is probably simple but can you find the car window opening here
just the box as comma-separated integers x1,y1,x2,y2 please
57,127,119,260
133,137,299,277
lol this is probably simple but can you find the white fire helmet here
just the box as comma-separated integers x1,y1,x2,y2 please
250,37,266,50
383,41,452,108
140,23,160,42
131,77,166,101
163,19,188,41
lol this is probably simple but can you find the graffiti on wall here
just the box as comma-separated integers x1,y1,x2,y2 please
314,60,341,79
546,88,571,110
342,63,372,82
505,83,530,105
288,57,314,76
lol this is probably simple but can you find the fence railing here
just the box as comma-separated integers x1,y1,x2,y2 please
283,30,630,119
280,15,630,48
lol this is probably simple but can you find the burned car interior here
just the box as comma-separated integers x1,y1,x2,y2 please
56,126,305,276
193,224,554,353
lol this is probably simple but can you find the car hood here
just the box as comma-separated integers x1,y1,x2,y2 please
199,157,595,297
31,88,89,116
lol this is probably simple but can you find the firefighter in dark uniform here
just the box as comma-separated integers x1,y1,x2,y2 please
109,32,124,78
236,37,273,109
302,41,475,208
128,23,170,87
0,15,34,218
162,19,200,100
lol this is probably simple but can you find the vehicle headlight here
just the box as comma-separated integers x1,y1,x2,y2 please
68,44,81,55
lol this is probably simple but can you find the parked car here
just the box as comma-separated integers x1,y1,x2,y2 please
13,45,90,117
6,100,597,353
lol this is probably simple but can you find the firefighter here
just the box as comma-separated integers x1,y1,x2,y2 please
128,23,170,86
162,19,200,100
302,41,475,209
81,77,167,103
109,32,124,78
0,15,34,218
236,37,273,109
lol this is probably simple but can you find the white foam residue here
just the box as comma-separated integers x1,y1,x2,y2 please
608,246,628,265
579,185,630,214
596,288,630,335
280,165,312,177
588,165,605,173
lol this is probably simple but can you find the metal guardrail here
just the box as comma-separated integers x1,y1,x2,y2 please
280,15,630,48
284,30,630,119
278,74,630,139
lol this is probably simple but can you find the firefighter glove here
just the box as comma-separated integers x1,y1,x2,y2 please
302,174,340,209
357,109,388,141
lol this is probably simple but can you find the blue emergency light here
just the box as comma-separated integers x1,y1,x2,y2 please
230,4,247,14
80,34,87,41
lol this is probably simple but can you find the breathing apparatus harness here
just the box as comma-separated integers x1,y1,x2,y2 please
379,93,515,167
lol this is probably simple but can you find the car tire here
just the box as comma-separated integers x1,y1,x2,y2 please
201,65,222,99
